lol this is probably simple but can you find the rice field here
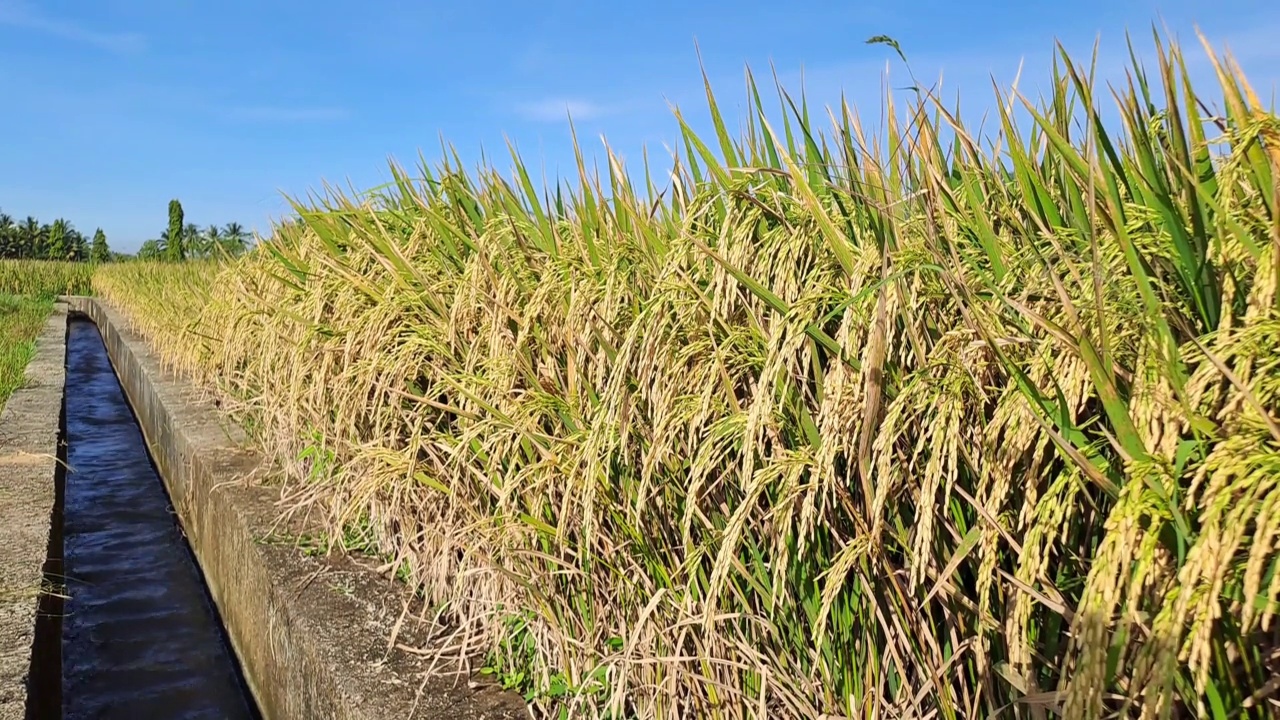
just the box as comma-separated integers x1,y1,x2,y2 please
0,261,93,406
91,31,1280,720
0,294,54,409
0,260,95,299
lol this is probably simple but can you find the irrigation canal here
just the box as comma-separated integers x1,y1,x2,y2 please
58,318,260,719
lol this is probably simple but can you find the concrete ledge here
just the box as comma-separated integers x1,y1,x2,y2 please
65,297,527,720
0,304,66,720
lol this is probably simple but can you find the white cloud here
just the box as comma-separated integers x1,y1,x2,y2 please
222,106,351,123
515,98,615,122
0,2,144,53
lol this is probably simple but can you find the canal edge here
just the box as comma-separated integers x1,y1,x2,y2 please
0,302,67,720
63,297,529,720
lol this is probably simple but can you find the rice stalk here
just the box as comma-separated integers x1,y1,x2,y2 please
94,29,1280,720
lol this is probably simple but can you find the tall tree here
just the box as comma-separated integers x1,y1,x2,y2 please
0,203,245,263
166,199,185,261
90,228,110,263
47,219,69,260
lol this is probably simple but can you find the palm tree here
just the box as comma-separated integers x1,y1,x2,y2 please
0,213,15,258
20,217,43,259
222,222,249,256
67,228,87,261
216,220,248,256
203,225,222,258
177,222,202,258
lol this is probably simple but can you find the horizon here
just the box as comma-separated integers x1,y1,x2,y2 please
2,0,1278,254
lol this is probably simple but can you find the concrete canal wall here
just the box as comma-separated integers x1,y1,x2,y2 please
1,298,526,719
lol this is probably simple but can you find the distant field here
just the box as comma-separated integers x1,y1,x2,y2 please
0,294,53,409
0,259,95,299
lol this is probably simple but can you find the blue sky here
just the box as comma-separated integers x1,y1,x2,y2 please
1,0,1278,253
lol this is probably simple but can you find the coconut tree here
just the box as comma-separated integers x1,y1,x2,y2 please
183,222,202,256
20,217,42,258
0,213,14,258
67,227,87,261
203,225,222,258
222,222,249,256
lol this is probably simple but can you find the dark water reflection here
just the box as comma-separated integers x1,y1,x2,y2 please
60,319,258,720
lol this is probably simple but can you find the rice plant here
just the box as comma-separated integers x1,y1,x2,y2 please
0,293,53,408
97,29,1280,719
93,260,218,378
0,260,94,298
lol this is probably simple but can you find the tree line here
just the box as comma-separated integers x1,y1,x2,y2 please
0,199,252,263
0,212,112,262
136,199,251,261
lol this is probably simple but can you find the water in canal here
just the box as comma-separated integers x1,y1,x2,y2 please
59,318,259,719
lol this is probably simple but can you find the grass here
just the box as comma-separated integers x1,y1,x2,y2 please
0,259,89,409
0,294,53,409
0,259,95,299
93,29,1280,720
